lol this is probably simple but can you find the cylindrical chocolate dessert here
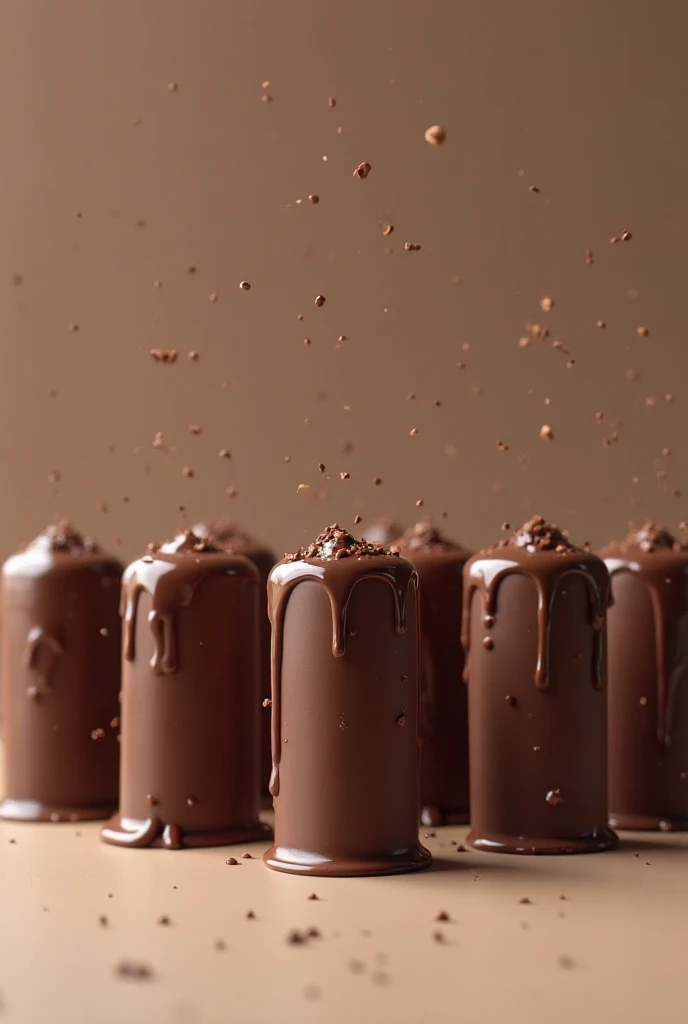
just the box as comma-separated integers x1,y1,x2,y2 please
101,530,270,849
463,516,617,854
391,521,472,826
264,524,431,876
192,520,276,796
602,523,688,831
362,516,405,547
0,523,122,822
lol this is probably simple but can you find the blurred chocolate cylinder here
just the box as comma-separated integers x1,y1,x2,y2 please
0,523,122,822
392,521,471,825
463,516,617,854
362,516,405,547
264,524,431,876
602,524,688,830
193,520,276,795
101,531,270,849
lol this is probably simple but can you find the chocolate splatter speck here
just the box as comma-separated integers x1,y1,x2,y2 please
353,161,371,179
546,788,564,807
519,897,533,905
307,893,320,901
637,326,649,337
225,857,239,866
150,349,178,364
424,124,447,146
157,915,171,926
558,954,577,969
435,911,450,922
115,961,154,981
239,280,251,291
540,296,554,312
540,424,554,442
314,294,326,307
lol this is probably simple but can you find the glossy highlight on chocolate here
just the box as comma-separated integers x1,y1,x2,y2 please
264,524,431,876
101,530,270,849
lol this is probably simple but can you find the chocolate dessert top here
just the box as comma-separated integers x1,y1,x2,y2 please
483,515,580,556
191,521,269,555
155,530,222,556
601,522,688,556
284,523,395,563
26,521,100,556
391,520,470,556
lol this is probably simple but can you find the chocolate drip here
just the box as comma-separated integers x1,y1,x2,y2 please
268,556,417,798
605,556,688,744
121,545,230,674
462,555,610,689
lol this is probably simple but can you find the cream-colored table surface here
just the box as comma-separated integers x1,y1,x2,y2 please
0,810,685,1024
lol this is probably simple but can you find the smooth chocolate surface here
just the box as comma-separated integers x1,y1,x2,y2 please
192,521,276,796
602,524,688,830
392,521,471,825
101,530,270,849
265,524,431,876
463,516,617,854
0,523,122,822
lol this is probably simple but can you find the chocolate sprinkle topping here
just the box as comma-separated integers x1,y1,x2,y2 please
285,523,395,562
603,522,687,555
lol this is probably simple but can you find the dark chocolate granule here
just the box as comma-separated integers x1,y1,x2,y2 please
500,515,579,554
435,911,451,922
518,897,533,905
115,961,154,981
353,162,371,179
98,915,108,927
245,910,256,920
287,930,306,945
214,939,227,951
558,954,576,969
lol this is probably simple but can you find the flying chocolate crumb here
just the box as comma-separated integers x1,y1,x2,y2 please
637,326,649,337
353,161,371,179
114,961,154,981
307,893,320,901
540,296,554,312
239,281,251,291
314,294,326,307
546,788,564,807
435,911,450,922
404,242,421,251
518,897,533,905
424,124,447,145
150,349,178,364
540,425,554,442
157,916,171,926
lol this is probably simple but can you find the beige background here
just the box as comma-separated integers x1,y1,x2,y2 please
1,0,687,564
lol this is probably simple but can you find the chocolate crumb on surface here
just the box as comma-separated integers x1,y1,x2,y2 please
494,515,579,555
601,522,687,555
115,961,154,981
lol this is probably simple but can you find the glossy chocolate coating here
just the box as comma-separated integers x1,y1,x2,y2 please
0,524,122,822
463,530,617,854
265,531,431,876
192,521,276,795
393,523,471,825
101,531,270,849
603,528,688,830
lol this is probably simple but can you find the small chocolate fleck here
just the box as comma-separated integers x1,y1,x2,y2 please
245,910,256,919
637,325,649,337
518,897,533,905
225,857,239,866
435,911,450,922
546,788,563,807
157,915,171,926
558,954,576,969
540,296,554,312
98,915,108,927
115,961,153,981
314,294,326,307
307,893,320,901
404,242,421,251
395,713,406,727
540,424,554,442
308,194,320,204
424,124,447,146
353,161,371,179
214,939,227,951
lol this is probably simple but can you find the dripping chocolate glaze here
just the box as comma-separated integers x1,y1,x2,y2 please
121,530,256,675
602,523,688,744
462,516,610,689
268,524,418,798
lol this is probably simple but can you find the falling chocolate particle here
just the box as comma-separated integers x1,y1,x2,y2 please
225,857,239,866
261,94,273,104
157,916,171,926
339,472,350,481
395,713,406,727
188,424,202,435
214,939,226,951
98,915,108,927
306,927,321,939
245,909,256,919
546,788,563,807
424,124,447,146
328,96,336,107
353,161,371,179
317,463,326,473
146,794,158,807
432,931,446,944
404,242,421,251
585,249,594,264
501,522,511,531
610,235,621,245
496,441,509,452
540,296,554,312
435,911,450,922
303,985,321,1002
529,185,540,193
518,897,533,905
371,971,390,986
218,449,232,460
409,427,419,436
382,224,394,236
115,961,153,981
287,931,306,945
373,476,383,486
68,322,80,332
482,637,494,651
186,265,197,275
262,698,272,708
637,326,649,337
349,959,365,974
337,334,347,343
416,499,424,507
186,795,198,807
307,893,320,901
639,696,648,706
559,894,569,901
188,350,199,361
209,291,219,303
99,628,109,637
621,231,633,241
91,728,105,740
308,194,320,204
558,955,576,969
150,349,178,364
181,467,194,478
239,280,251,291
314,294,326,307
540,424,554,442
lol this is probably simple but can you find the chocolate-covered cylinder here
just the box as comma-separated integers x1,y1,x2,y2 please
193,520,276,796
101,531,270,849
463,516,617,854
392,521,471,826
265,524,431,876
0,523,122,822
602,524,688,830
